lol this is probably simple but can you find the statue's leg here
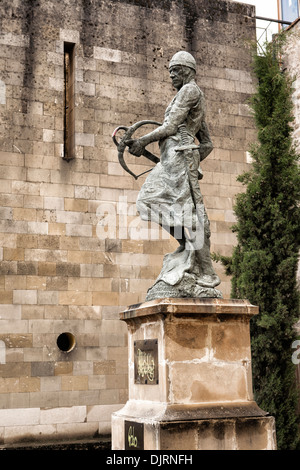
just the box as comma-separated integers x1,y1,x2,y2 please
184,152,220,287
161,223,186,251
194,216,220,287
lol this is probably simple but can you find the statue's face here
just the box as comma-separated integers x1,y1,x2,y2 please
169,65,184,90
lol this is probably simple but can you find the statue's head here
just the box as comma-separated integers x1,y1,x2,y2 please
169,51,196,90
169,51,196,72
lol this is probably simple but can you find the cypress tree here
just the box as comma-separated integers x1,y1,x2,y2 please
217,36,300,449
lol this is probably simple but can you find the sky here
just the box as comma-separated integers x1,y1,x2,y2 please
239,0,278,18
232,0,280,44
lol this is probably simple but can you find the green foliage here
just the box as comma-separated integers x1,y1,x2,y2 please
218,36,300,450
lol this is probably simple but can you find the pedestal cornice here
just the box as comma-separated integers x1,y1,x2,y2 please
121,297,259,322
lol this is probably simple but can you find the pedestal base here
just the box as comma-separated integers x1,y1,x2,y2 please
112,403,276,450
111,298,277,450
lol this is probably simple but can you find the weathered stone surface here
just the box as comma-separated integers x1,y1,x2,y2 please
0,0,256,446
159,416,276,451
112,298,276,450
121,298,257,404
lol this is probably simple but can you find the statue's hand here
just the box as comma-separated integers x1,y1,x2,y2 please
125,139,144,157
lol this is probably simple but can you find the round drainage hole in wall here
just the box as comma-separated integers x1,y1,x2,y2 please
56,332,76,352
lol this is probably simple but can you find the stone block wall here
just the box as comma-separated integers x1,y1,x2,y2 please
0,0,256,445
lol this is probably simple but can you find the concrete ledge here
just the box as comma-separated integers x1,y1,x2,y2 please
121,298,259,321
114,400,269,422
0,437,111,450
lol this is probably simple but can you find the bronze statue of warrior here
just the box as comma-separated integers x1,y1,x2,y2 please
120,51,222,300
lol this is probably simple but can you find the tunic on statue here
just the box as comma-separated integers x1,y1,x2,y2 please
136,79,204,230
135,80,222,299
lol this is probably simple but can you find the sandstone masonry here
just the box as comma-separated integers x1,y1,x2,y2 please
0,0,256,445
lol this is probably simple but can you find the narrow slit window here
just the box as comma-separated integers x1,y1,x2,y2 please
64,42,75,161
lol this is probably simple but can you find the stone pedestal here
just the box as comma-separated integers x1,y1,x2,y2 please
111,298,276,450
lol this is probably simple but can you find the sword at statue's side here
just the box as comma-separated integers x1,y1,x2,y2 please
175,123,206,250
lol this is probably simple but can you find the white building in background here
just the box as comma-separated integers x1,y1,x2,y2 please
278,0,300,26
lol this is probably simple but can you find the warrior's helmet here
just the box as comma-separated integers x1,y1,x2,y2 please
169,51,196,71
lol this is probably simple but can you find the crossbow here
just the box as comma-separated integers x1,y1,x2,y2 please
112,120,161,180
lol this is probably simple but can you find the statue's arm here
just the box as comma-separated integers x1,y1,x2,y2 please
196,121,213,161
127,84,200,154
